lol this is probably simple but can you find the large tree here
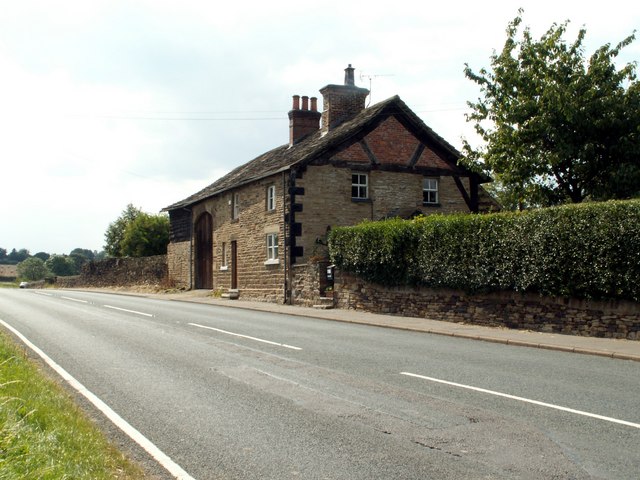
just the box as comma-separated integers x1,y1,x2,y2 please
104,205,169,257
104,204,143,257
463,12,640,209
17,257,49,281
7,248,30,264
45,255,78,276
120,212,170,257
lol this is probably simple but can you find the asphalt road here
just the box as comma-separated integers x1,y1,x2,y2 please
0,289,638,479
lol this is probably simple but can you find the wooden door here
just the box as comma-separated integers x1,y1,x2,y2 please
231,240,238,289
195,213,213,289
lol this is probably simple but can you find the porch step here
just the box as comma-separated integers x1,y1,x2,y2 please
221,289,240,300
312,297,334,309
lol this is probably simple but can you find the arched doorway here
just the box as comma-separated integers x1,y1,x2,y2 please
194,212,213,289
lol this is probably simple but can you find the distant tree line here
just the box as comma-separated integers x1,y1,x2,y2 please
0,247,104,267
4,248,107,281
8,204,169,282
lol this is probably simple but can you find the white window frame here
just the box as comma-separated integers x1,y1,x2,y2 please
351,173,368,200
220,242,228,270
267,185,276,211
423,178,439,205
232,193,240,219
265,233,279,264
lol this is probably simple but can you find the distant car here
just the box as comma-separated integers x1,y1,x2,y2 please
19,281,28,289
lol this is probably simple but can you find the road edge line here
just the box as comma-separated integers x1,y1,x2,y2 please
0,318,196,480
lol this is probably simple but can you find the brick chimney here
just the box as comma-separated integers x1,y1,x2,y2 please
288,94,321,146
320,64,370,133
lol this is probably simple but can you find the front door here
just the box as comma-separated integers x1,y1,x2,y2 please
195,213,213,289
231,240,238,289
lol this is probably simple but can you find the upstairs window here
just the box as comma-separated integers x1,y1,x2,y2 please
266,185,276,211
351,173,368,200
232,193,240,219
423,178,439,205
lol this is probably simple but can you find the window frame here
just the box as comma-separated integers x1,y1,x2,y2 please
266,185,276,211
351,173,369,200
422,178,439,205
220,242,228,270
265,232,279,264
231,192,240,219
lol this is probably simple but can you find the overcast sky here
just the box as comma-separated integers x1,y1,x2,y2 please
1,0,638,255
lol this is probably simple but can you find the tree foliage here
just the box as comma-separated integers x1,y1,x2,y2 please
69,248,96,261
463,11,640,209
45,255,78,276
33,252,51,262
17,257,49,281
120,212,170,257
104,204,143,257
6,249,30,264
104,205,169,257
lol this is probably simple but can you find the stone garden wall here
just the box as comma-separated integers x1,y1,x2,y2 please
56,255,169,290
334,271,640,340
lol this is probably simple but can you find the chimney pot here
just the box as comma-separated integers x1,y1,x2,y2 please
288,94,321,146
344,64,355,86
320,64,369,132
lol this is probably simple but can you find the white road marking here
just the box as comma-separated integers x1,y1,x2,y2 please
61,296,88,304
400,372,640,429
33,291,53,296
189,322,302,351
104,305,154,317
0,318,196,480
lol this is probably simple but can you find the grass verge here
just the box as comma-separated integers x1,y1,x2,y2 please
0,330,148,479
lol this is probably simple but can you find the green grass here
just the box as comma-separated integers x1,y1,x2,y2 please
0,331,148,479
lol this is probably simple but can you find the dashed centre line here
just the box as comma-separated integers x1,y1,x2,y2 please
189,322,302,350
61,296,89,304
400,372,640,429
103,305,154,317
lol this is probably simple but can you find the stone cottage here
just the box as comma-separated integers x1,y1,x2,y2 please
164,65,494,303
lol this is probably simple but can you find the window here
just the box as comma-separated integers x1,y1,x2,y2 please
266,185,276,211
220,242,227,269
351,173,368,199
232,193,240,219
423,178,439,205
266,233,278,263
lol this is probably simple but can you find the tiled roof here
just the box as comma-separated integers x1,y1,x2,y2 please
164,95,471,211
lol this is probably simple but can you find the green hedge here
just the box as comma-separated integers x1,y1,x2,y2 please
328,199,640,302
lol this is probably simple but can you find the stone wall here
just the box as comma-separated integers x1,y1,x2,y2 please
334,271,640,340
167,240,191,289
56,255,168,289
291,261,331,307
